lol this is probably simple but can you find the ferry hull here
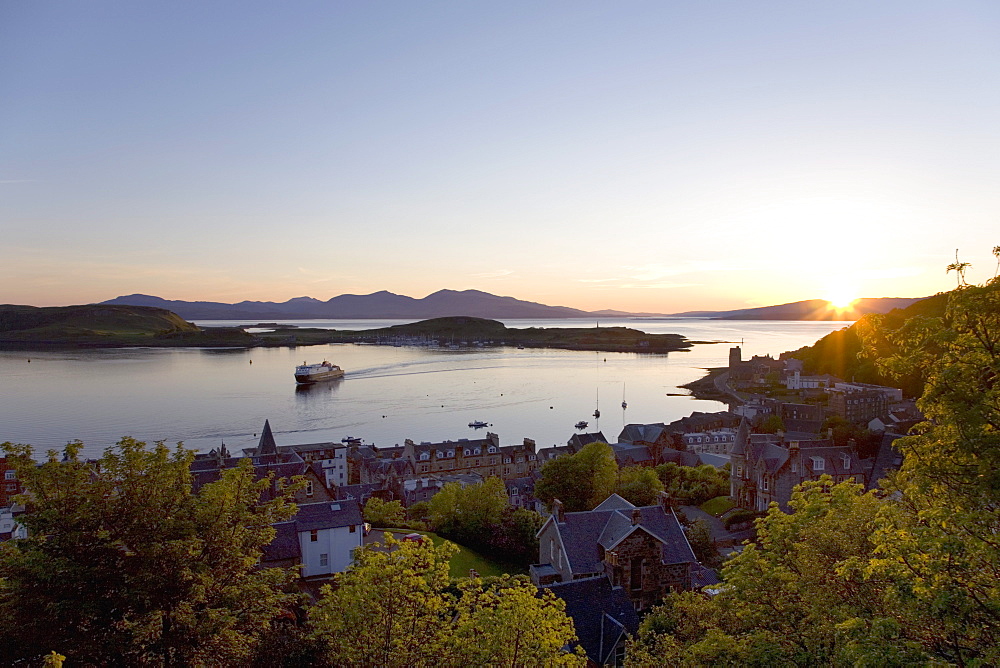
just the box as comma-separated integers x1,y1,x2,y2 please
295,369,345,384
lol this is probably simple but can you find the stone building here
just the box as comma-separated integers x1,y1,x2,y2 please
531,493,699,612
827,387,888,425
729,419,868,512
402,432,540,480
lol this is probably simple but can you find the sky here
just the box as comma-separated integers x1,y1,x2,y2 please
2,1,999,313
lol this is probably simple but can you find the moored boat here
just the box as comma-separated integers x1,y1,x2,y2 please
575,421,589,430
468,420,489,428
294,360,344,384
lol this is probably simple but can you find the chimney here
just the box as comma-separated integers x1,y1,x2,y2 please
552,498,565,522
827,428,834,440
789,441,799,451
631,508,642,525
777,429,785,442
658,491,672,512
523,438,536,454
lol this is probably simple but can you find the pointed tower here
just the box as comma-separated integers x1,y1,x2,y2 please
729,417,749,503
257,420,278,457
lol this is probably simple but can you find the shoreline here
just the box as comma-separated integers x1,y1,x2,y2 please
678,367,742,404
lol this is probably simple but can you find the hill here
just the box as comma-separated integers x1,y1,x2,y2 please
0,304,254,348
785,292,950,396
671,297,926,320
253,316,691,353
100,290,593,320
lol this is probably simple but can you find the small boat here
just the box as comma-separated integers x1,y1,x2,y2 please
342,436,362,445
295,360,345,384
575,421,589,430
468,420,489,428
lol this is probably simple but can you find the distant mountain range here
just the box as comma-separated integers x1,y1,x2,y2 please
669,297,928,321
98,291,929,321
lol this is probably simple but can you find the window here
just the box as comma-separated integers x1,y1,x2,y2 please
420,452,430,461
503,457,512,464
4,471,14,480
305,481,314,496
811,456,825,471
528,455,536,461
420,464,429,473
320,553,328,567
488,446,497,453
630,557,643,590
349,524,356,533
761,477,769,491
473,447,481,455
736,466,743,477
842,454,851,468
310,530,318,542
446,450,454,458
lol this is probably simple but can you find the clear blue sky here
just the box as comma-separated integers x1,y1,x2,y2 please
2,1,998,312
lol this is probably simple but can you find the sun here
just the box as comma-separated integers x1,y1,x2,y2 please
826,288,859,310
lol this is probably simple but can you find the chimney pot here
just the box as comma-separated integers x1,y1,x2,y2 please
631,508,642,525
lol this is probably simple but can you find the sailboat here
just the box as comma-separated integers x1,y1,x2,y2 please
593,388,600,420
622,382,627,410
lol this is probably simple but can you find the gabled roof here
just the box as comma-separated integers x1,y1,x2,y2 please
294,500,364,531
554,499,697,576
544,576,640,666
593,494,635,512
618,423,667,444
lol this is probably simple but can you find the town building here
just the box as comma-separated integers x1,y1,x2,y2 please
0,457,24,507
264,500,364,577
531,493,700,613
402,432,540,480
827,387,888,425
729,419,868,512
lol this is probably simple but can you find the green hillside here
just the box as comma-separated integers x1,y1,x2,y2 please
0,304,254,348
786,291,951,397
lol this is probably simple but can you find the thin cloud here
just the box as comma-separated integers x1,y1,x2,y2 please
471,269,515,279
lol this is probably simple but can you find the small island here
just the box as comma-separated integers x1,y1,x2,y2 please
0,307,691,354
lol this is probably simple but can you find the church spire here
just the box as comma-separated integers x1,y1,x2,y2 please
257,420,278,456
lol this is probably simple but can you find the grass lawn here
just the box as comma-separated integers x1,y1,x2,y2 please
382,530,524,578
700,496,736,517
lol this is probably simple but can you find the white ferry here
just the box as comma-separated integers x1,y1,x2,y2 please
294,360,345,384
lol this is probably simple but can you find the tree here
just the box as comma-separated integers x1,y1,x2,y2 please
0,438,302,666
363,497,407,528
534,441,617,512
856,273,1000,663
654,462,728,506
615,465,664,506
627,478,927,666
757,414,785,434
425,477,542,566
309,535,584,667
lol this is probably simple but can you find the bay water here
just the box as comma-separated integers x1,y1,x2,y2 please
0,319,851,459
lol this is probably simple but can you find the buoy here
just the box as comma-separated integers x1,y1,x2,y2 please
249,359,252,364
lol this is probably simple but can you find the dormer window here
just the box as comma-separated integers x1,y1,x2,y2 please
473,447,481,455
446,450,454,458
811,456,825,471
488,446,497,453
420,452,430,461
841,454,851,468
305,481,314,497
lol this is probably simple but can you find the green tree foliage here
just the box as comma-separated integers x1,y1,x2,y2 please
756,414,786,434
628,271,1000,665
615,465,664,506
363,496,407,528
654,463,728,506
426,477,542,566
0,438,302,666
856,275,1000,663
628,478,930,666
534,441,617,512
787,292,949,398
309,535,584,667
683,518,720,569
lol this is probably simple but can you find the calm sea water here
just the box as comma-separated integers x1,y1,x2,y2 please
0,319,851,459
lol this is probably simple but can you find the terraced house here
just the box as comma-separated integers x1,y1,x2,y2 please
401,432,540,480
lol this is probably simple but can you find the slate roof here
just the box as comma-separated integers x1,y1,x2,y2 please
609,443,653,466
294,500,364,532
691,563,722,589
568,432,608,450
333,483,380,503
618,423,667,445
262,521,300,563
698,452,730,468
554,501,697,576
593,494,635,512
660,449,700,467
544,576,640,666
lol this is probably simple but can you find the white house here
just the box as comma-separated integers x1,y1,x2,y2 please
0,505,27,541
296,501,365,577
